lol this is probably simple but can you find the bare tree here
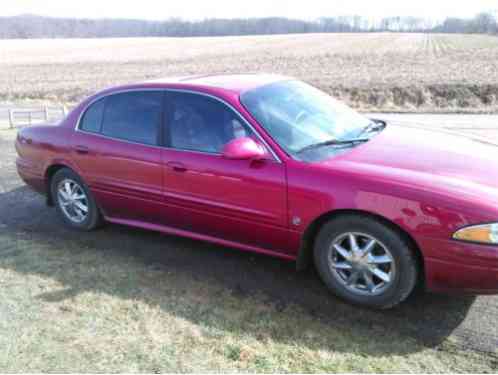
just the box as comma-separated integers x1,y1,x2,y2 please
0,12,496,39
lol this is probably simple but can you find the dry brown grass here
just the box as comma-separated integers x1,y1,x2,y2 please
1,33,498,112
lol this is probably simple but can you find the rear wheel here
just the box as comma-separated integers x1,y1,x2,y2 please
50,168,102,231
314,214,418,309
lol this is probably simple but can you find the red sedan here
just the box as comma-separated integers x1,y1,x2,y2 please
15,74,498,308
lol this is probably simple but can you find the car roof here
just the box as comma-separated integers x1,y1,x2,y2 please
144,73,290,94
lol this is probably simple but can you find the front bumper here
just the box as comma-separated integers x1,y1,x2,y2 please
419,237,498,294
425,257,498,294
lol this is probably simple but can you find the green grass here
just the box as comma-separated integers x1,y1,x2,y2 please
0,230,496,373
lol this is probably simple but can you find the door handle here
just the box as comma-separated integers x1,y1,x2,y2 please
166,161,187,172
75,145,89,154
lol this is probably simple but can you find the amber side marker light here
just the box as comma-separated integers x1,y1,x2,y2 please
453,223,498,245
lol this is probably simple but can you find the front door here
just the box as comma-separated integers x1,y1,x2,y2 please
160,91,290,253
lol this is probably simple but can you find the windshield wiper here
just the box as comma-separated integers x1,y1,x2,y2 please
296,137,370,154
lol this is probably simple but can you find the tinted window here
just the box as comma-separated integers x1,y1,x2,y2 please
101,91,163,145
80,98,105,133
166,92,252,153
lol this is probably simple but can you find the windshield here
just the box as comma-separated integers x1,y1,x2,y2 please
240,80,374,161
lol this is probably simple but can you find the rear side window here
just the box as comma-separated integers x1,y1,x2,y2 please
101,91,163,145
80,98,105,133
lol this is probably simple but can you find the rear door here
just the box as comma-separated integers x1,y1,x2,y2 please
71,90,164,224
160,91,291,253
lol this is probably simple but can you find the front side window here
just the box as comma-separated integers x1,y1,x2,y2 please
241,80,378,161
166,92,252,153
101,91,163,145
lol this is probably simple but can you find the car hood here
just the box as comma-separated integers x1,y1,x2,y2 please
314,125,498,206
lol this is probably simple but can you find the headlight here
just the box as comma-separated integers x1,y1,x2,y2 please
453,223,498,245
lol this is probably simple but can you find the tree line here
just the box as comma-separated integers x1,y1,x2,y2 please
0,12,496,39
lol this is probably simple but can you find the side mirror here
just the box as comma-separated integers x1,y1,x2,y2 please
222,137,269,160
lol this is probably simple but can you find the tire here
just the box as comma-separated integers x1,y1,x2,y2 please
50,168,102,231
313,214,418,309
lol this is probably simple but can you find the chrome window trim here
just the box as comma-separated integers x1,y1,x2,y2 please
75,87,282,163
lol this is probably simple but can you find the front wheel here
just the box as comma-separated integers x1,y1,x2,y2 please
50,168,102,231
314,215,418,309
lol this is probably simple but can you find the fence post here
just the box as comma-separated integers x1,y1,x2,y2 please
8,109,14,129
62,105,67,117
44,106,49,121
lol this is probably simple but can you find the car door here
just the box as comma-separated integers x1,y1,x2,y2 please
71,90,164,224
160,91,291,254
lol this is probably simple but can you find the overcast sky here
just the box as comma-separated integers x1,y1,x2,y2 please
4,0,498,20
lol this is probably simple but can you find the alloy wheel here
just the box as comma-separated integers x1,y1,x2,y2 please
328,232,396,296
56,178,89,224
